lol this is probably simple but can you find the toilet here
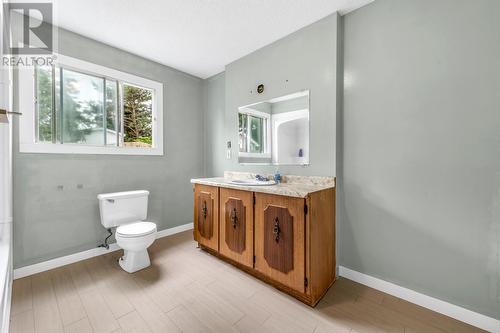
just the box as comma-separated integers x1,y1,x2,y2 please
97,190,157,273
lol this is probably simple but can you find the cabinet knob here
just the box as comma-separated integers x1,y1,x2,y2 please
273,217,280,242
230,208,238,228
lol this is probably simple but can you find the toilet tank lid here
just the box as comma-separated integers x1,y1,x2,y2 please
98,190,149,201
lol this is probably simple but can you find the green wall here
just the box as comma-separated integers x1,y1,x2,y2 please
340,0,500,320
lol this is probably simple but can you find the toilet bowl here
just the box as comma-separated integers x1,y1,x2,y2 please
116,221,157,273
97,190,157,273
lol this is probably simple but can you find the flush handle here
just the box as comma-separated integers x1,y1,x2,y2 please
106,199,115,203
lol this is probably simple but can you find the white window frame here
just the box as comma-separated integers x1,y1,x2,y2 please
18,54,164,155
238,108,271,158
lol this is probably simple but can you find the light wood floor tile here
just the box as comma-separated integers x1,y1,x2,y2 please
144,287,184,314
250,290,319,332
68,262,96,296
85,257,135,319
206,280,271,325
79,289,120,333
313,319,351,333
64,318,93,333
184,281,245,325
334,277,385,304
181,292,238,333
166,305,210,333
117,311,152,333
11,231,485,333
352,296,442,333
10,310,34,333
31,272,64,333
50,267,87,326
381,293,483,333
233,315,273,333
113,276,180,333
317,290,388,333
10,277,32,316
322,289,405,333
318,305,386,333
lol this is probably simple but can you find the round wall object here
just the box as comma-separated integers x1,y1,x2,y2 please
257,84,264,94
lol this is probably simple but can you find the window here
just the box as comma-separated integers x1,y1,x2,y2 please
122,84,153,147
19,54,163,155
238,109,270,157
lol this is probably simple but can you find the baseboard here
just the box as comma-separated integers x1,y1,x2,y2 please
156,222,193,238
13,223,193,280
339,266,500,333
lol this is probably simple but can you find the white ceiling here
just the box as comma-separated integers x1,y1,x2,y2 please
52,0,373,79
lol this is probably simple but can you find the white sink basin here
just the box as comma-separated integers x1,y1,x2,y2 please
227,179,277,186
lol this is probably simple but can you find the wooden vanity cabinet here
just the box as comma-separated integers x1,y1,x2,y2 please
219,188,254,268
193,183,336,306
193,184,219,251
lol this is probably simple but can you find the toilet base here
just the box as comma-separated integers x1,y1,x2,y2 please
119,249,151,273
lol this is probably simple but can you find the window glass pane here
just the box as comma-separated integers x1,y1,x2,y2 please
35,66,53,142
32,61,158,151
105,80,118,146
238,113,248,152
123,84,153,147
61,69,104,145
249,116,264,153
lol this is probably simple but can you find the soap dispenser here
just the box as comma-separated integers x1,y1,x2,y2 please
274,168,281,184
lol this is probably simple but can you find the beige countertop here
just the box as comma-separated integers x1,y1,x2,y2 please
191,172,335,198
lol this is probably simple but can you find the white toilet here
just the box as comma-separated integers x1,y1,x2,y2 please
97,190,157,273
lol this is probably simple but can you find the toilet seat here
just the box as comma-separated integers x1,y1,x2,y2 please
116,221,156,238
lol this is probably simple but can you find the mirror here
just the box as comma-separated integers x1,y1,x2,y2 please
238,90,309,165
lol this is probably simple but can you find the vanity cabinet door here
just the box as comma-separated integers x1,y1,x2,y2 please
194,184,219,251
219,188,253,267
254,193,306,293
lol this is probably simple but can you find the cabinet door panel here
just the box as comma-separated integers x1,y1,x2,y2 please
255,193,305,292
198,191,213,239
194,184,219,251
219,188,253,267
225,198,246,253
264,205,294,273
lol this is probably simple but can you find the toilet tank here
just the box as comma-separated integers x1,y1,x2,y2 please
97,190,149,228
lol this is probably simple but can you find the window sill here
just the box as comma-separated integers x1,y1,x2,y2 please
19,143,164,156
